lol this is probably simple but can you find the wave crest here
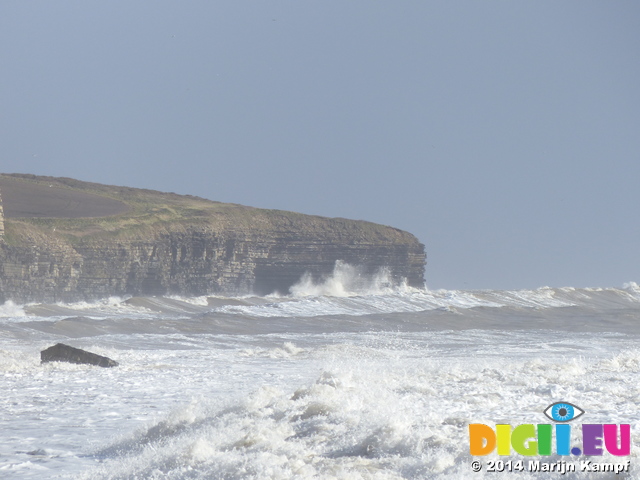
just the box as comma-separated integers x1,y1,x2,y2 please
289,260,409,297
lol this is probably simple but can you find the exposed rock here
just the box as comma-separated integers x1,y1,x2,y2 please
41,343,119,367
0,174,426,302
0,186,4,238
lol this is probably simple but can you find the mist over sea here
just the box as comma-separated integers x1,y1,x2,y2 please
2,263,639,479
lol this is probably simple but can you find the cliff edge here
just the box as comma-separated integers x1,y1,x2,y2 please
0,174,425,303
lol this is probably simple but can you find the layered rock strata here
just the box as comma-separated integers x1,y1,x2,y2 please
0,174,426,303
0,185,4,238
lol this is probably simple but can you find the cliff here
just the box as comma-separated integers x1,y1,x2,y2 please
0,186,4,238
0,174,426,303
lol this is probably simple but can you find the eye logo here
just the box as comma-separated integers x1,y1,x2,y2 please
543,402,584,422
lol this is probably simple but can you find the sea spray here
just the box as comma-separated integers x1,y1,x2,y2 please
2,283,640,478
289,260,407,297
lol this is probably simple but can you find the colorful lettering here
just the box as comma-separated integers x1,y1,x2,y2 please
468,424,495,456
511,424,537,456
603,424,630,456
469,423,631,456
582,424,603,455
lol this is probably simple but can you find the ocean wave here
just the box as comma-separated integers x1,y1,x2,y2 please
210,284,640,319
0,300,27,318
76,345,640,480
289,260,411,297
3,275,640,322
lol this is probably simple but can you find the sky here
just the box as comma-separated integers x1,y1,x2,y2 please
1,1,639,291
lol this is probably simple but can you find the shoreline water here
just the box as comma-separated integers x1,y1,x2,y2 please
2,281,640,479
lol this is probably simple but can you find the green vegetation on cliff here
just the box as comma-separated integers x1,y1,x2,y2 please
1,173,417,245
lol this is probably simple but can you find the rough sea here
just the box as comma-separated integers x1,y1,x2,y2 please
2,264,639,479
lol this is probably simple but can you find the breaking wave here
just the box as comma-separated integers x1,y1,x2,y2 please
3,280,640,478
77,347,640,480
2,274,640,326
0,300,26,317
289,260,411,297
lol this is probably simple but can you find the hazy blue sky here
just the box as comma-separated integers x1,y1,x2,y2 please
2,1,639,290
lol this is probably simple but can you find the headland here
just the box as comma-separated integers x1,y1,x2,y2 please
0,174,425,303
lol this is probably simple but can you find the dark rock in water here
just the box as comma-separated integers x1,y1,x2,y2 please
40,343,118,368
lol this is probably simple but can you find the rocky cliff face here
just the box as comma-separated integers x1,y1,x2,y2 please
0,187,4,238
0,174,426,303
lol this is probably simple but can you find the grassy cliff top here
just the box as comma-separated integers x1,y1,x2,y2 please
0,174,420,246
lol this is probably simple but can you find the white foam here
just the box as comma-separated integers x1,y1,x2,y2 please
69,332,640,479
4,281,640,479
289,260,411,297
166,295,211,306
0,300,27,318
0,348,39,372
239,341,306,359
7,280,640,323
212,286,584,318
54,296,131,311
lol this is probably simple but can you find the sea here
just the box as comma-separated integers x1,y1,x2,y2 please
1,263,639,479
